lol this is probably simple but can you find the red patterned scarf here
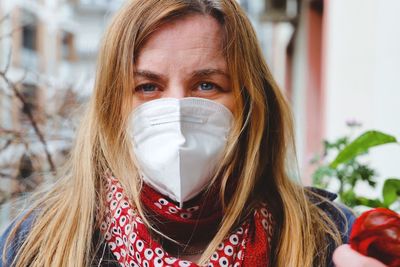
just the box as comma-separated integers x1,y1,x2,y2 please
101,174,274,266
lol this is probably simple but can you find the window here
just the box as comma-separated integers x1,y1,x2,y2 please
263,0,299,21
20,10,39,69
21,11,38,51
61,31,76,61
268,0,287,11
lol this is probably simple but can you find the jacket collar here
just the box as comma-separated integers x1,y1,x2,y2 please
306,187,338,201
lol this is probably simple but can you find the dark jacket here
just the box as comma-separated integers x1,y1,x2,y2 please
0,189,355,266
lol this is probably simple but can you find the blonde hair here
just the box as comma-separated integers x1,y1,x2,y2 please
4,0,344,266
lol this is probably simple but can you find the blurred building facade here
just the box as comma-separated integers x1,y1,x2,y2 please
0,0,123,227
0,0,78,226
0,0,124,114
70,0,124,95
320,0,400,195
242,0,400,191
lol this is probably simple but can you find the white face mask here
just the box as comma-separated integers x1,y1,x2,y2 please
130,97,233,205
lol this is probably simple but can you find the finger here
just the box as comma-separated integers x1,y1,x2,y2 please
333,244,387,267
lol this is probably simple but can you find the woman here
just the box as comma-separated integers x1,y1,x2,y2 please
0,0,386,266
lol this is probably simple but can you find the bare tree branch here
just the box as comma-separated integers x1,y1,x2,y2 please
0,14,10,25
15,68,28,85
2,46,12,74
0,73,57,174
0,27,22,40
0,139,13,153
0,172,12,178
0,13,84,203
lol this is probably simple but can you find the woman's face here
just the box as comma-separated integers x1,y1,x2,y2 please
133,14,236,112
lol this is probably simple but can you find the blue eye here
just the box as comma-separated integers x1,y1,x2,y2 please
199,82,215,91
136,84,157,93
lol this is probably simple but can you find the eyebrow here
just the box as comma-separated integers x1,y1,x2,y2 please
134,68,230,82
133,70,167,83
191,68,230,79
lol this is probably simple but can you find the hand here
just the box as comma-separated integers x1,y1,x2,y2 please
333,244,387,267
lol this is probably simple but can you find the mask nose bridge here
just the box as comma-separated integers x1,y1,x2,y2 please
177,103,186,146
176,103,184,207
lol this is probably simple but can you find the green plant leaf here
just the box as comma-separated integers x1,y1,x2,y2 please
330,131,398,168
383,178,400,206
355,197,386,208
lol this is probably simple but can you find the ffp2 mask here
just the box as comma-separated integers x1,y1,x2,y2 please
130,97,233,206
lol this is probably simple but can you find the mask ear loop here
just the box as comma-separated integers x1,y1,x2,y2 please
97,239,108,267
97,172,114,267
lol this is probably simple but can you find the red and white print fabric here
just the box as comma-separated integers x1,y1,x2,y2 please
101,174,274,267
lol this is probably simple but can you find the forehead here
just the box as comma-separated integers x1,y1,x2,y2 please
141,14,223,50
136,14,225,68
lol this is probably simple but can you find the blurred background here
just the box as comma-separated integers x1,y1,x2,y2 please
0,0,399,228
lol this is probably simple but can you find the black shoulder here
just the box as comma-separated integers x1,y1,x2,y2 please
0,212,36,267
306,187,356,242
305,187,356,267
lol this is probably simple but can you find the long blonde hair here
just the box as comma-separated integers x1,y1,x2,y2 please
4,0,344,266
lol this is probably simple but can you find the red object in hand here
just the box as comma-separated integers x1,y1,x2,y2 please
350,208,400,267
